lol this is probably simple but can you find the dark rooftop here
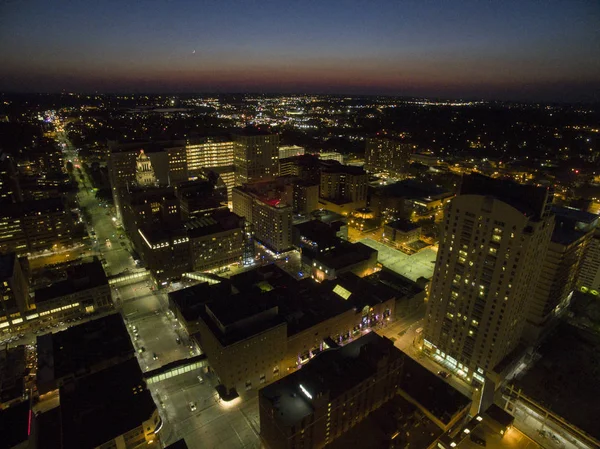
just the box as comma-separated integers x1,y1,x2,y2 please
184,210,243,238
513,322,600,440
34,258,108,303
386,219,421,233
324,272,396,312
400,355,471,425
260,333,402,426
60,358,157,449
168,279,229,323
460,173,552,220
165,439,189,449
321,164,366,176
315,241,377,270
374,178,450,200
0,252,16,280
33,406,62,449
0,399,29,449
36,313,134,386
0,345,26,404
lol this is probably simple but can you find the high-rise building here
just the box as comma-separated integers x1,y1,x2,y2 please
578,228,600,294
0,253,30,336
186,137,235,199
523,206,598,342
423,174,554,383
320,165,368,211
365,136,414,176
279,145,305,159
232,186,293,253
233,129,279,185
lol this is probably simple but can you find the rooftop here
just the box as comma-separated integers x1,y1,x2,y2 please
0,252,16,280
34,258,108,303
60,358,157,449
513,322,600,440
260,333,401,426
0,345,26,404
184,210,243,238
0,399,29,449
460,173,552,219
314,241,377,270
386,219,421,233
399,355,471,425
374,178,450,200
36,313,134,386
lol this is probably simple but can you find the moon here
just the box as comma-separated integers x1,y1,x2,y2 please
192,50,196,54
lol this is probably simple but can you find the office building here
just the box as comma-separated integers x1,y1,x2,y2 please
232,186,293,253
383,220,422,245
0,152,22,203
0,198,80,255
318,151,344,164
33,258,113,325
279,145,305,159
186,137,235,199
310,241,378,282
289,180,319,215
523,206,598,342
185,210,245,271
0,253,30,336
36,313,135,393
320,165,368,213
0,345,27,408
138,225,192,283
423,174,554,383
233,128,279,185
175,265,395,397
579,229,600,294
365,136,414,176
174,176,228,218
279,154,321,183
259,332,404,449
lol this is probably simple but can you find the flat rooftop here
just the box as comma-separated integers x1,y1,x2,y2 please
260,333,402,426
34,258,108,303
460,173,551,219
386,219,421,233
360,238,437,282
513,322,600,440
315,241,376,270
0,399,29,449
60,358,157,449
36,313,134,385
0,345,26,404
326,396,442,449
400,355,471,426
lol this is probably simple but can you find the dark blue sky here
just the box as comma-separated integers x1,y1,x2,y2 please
1,0,599,101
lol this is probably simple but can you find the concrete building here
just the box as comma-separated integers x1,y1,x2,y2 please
279,154,321,184
138,225,192,283
259,332,404,449
423,174,554,384
383,220,422,245
579,229,600,294
0,198,80,255
365,136,414,176
185,210,245,272
289,180,319,215
232,186,293,253
320,165,368,210
185,137,235,199
0,345,27,408
233,128,279,185
318,151,344,164
173,265,395,397
0,253,30,336
523,206,598,342
33,258,112,324
310,241,378,282
279,145,305,159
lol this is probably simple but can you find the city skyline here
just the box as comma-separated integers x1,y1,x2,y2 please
1,0,599,101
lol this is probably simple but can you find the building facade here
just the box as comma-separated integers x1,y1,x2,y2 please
233,130,279,185
365,136,414,176
423,174,554,383
579,230,600,294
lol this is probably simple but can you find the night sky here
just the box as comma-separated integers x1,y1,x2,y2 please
1,0,599,101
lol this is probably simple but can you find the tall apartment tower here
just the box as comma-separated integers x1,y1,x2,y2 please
365,136,414,176
233,129,279,185
423,174,554,383
185,137,235,199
